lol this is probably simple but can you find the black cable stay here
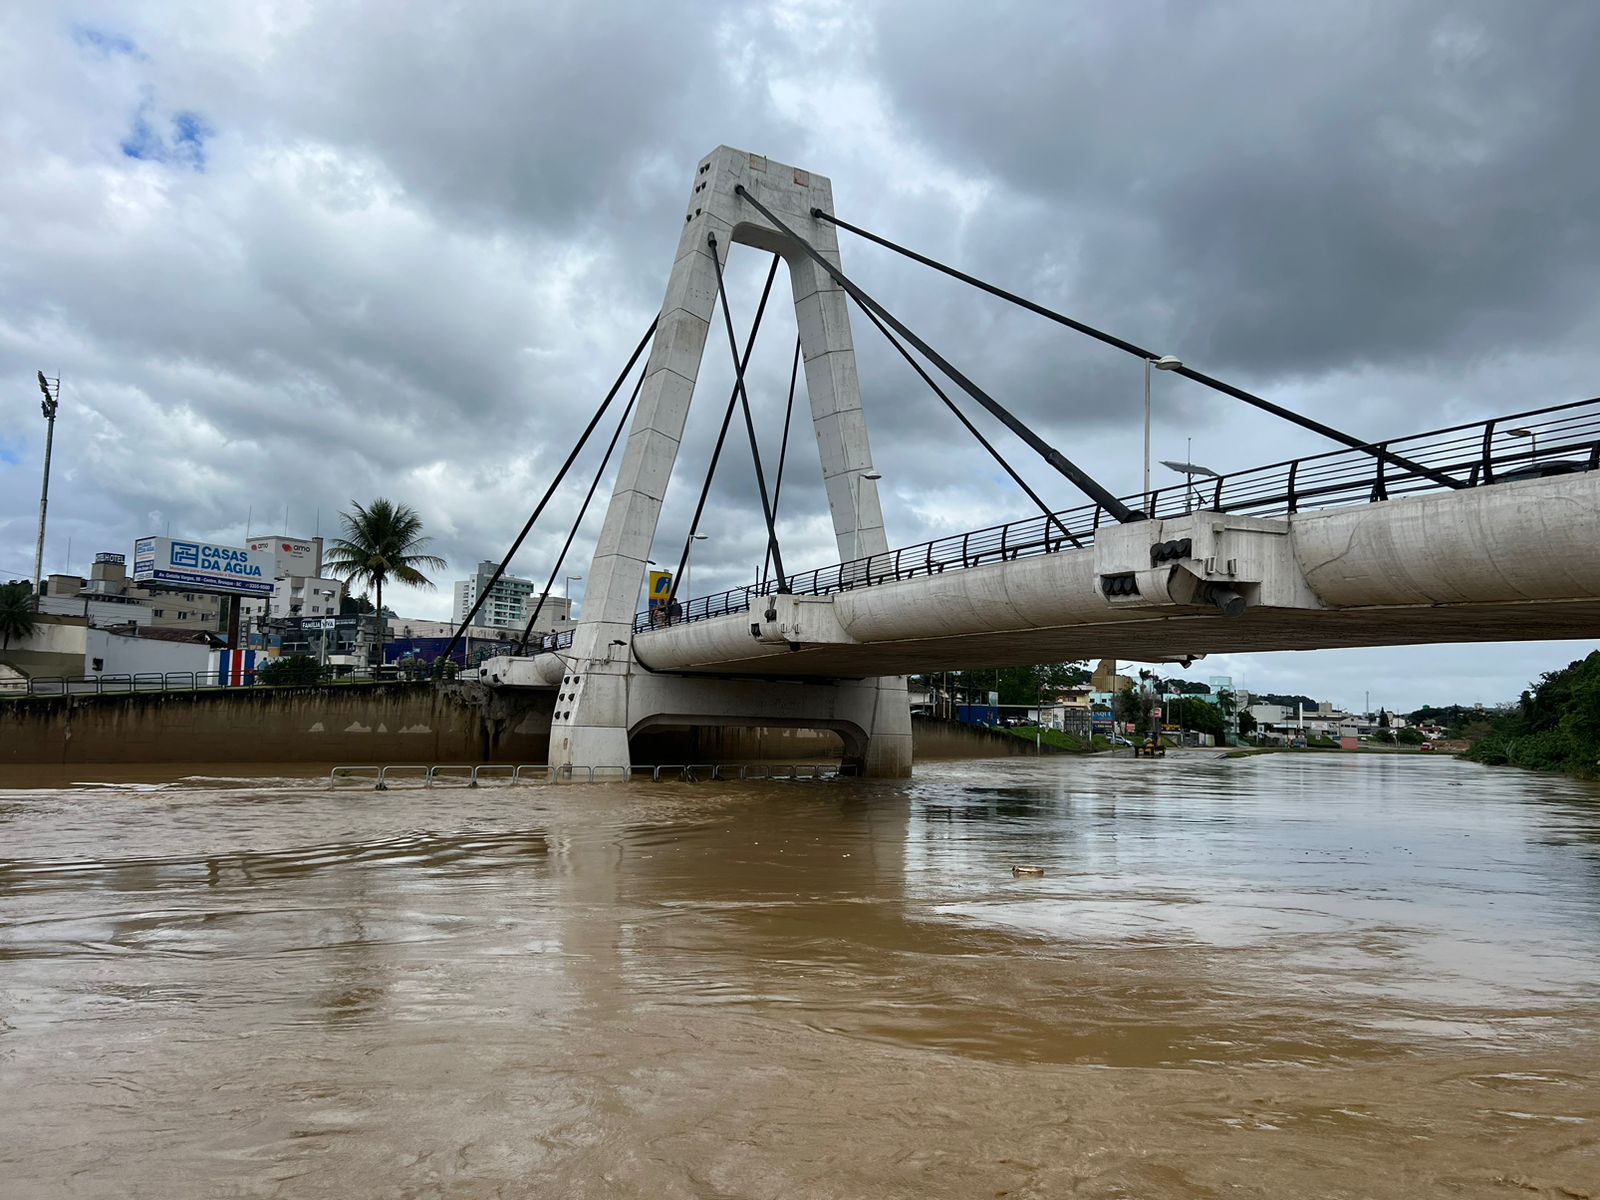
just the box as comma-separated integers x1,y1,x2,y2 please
761,334,803,589
516,363,646,653
666,251,784,613
813,208,1464,491
853,298,1083,549
442,315,658,665
733,184,1141,523
707,232,790,592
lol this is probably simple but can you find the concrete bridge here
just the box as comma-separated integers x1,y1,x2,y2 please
463,145,1600,777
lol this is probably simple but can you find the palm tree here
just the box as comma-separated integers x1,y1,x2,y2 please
1,582,37,651
322,500,447,673
0,582,38,651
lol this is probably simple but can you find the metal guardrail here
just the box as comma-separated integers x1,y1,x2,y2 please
327,762,840,788
5,666,444,698
632,396,1600,633
527,629,575,653
328,763,630,789
649,762,838,781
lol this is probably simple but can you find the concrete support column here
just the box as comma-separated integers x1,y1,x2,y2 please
553,147,909,778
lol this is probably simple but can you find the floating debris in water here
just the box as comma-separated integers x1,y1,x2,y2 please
1011,864,1045,877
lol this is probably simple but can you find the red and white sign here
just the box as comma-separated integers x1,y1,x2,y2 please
247,536,317,578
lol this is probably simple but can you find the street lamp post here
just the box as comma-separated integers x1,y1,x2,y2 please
1507,426,1538,466
683,533,707,604
1143,356,1181,512
1160,446,1220,514
854,470,883,566
564,574,583,621
32,372,61,610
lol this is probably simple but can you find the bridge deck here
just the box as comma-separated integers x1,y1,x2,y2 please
624,469,1600,677
495,399,1600,686
629,597,1600,679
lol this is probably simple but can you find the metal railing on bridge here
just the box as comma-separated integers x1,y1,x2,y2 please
3,666,441,699
632,395,1600,634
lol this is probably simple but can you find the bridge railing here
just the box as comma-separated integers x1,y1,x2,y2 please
624,395,1600,633
526,629,575,653
3,666,437,698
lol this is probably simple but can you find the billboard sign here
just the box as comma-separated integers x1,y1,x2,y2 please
247,535,317,578
647,570,674,609
133,536,274,596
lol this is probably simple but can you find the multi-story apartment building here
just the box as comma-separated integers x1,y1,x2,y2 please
452,562,572,632
237,535,344,626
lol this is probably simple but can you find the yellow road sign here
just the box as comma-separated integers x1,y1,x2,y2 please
648,570,673,608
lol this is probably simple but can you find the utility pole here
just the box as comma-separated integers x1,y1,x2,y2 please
32,372,61,610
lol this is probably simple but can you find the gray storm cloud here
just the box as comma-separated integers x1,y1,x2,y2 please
1,0,1595,708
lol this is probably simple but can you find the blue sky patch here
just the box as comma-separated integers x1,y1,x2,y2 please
72,25,140,57
121,105,212,172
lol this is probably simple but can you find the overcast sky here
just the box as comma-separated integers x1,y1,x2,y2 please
2,1,1597,712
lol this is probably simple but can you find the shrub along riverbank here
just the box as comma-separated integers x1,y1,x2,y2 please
1000,727,1115,753
1466,652,1600,777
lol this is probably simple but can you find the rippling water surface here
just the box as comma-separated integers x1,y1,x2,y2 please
2,753,1598,1197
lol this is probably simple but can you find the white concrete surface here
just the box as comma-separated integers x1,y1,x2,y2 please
85,628,211,677
556,147,908,776
614,471,1600,676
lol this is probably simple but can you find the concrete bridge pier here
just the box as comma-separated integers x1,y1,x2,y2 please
546,145,908,777
549,661,911,776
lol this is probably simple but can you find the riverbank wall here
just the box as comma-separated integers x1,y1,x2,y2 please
0,690,1036,768
911,716,1039,759
0,683,554,766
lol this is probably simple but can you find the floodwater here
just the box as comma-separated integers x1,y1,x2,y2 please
2,755,1598,1198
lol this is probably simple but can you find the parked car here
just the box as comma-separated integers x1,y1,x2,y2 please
1419,742,1435,753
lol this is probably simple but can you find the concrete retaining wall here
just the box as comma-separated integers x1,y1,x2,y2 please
0,683,554,766
911,716,1038,759
0,685,1032,768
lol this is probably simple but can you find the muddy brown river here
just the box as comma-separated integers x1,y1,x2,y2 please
2,753,1597,1197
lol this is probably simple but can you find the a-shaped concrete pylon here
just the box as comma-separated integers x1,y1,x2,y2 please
552,147,911,776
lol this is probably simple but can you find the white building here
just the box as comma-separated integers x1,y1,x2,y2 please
452,561,571,631
239,575,344,624
41,552,224,632
387,616,515,641
237,535,345,625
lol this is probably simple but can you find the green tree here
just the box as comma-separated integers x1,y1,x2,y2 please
256,654,324,686
1115,683,1151,738
322,499,447,671
1168,696,1225,739
0,581,38,651
1237,709,1258,737
942,662,1090,707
